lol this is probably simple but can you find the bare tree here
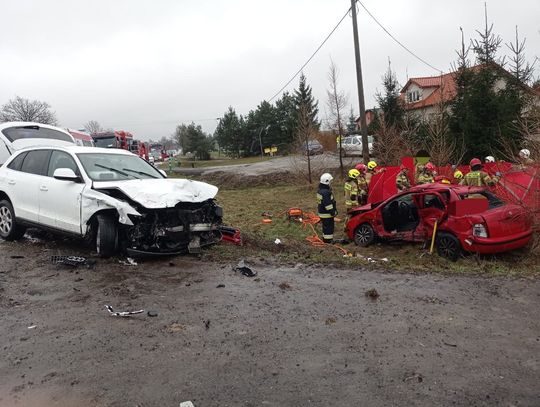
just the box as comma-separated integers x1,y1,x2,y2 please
0,96,57,124
84,120,103,134
423,87,466,166
326,60,348,178
372,119,410,166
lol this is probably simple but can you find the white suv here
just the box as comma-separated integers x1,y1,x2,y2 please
0,146,223,256
339,135,374,157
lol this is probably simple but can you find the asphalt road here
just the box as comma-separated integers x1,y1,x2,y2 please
0,234,539,406
173,153,361,177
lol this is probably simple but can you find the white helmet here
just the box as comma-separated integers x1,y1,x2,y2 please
320,173,333,185
519,149,530,159
485,155,495,163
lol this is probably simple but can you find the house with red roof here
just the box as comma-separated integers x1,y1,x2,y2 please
401,65,540,118
400,72,456,117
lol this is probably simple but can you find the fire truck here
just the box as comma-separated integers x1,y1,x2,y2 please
92,130,148,160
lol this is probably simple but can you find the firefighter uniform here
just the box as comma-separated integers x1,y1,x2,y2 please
317,183,337,243
416,172,434,185
357,175,369,204
396,171,410,191
460,170,497,186
344,179,359,210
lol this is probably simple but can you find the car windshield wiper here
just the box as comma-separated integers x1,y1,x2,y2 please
94,163,131,178
122,168,159,179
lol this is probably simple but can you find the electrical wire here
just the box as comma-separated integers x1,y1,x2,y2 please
268,6,352,102
356,0,442,73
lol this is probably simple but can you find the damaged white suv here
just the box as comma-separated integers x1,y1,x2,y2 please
0,146,223,256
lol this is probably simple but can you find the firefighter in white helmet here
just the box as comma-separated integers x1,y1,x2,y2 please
317,173,337,243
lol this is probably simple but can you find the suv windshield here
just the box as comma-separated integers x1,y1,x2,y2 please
93,136,117,148
77,153,163,181
2,126,72,143
459,190,504,209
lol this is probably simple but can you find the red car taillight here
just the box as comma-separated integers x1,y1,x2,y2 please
473,223,488,238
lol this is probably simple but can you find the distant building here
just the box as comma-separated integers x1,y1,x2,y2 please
401,64,540,119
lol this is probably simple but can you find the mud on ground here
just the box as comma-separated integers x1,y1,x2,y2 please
0,233,539,406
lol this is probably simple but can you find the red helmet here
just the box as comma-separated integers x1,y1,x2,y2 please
355,163,367,173
425,162,436,172
470,158,482,167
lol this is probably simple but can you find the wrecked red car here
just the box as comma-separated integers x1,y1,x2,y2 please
345,184,533,261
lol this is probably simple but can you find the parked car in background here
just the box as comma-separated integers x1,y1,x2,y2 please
301,140,324,156
0,122,75,165
340,135,373,157
0,146,223,257
345,183,532,261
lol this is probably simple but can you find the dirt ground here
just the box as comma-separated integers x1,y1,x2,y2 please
1,233,539,407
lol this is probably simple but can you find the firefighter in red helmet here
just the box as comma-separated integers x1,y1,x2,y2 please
460,158,499,186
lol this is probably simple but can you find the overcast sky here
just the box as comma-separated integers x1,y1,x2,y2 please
1,0,539,141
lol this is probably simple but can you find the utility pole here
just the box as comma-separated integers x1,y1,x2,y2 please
350,0,370,163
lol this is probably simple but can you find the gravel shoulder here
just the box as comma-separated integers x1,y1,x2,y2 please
0,236,539,406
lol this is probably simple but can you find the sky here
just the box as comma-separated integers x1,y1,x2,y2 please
0,0,539,141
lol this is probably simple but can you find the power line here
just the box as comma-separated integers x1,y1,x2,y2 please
356,0,442,73
268,6,352,102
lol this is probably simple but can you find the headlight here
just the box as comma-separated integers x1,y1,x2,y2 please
473,223,488,238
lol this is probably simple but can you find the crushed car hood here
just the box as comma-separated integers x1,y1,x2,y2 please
93,178,219,208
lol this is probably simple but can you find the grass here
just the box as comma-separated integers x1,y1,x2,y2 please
203,184,540,277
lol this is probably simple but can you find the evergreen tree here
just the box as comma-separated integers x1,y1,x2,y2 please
174,122,212,160
346,107,357,134
214,107,245,157
274,92,297,150
375,64,404,128
294,73,320,130
450,20,526,160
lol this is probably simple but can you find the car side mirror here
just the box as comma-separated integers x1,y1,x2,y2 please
159,169,167,178
53,168,80,182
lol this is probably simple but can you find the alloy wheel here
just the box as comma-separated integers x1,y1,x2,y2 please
0,206,13,234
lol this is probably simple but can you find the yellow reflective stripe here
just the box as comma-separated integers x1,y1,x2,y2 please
325,204,334,210
318,213,333,218
322,234,334,239
344,184,352,191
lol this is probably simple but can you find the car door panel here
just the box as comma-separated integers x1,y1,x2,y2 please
10,150,51,222
39,150,85,234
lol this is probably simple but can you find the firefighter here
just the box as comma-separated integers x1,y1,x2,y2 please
519,149,533,166
355,163,369,204
344,169,360,211
396,165,411,191
460,158,499,186
317,173,337,243
453,170,464,184
366,160,378,184
416,163,435,184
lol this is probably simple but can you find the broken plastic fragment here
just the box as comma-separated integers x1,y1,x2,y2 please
105,305,144,317
119,257,138,266
274,238,281,245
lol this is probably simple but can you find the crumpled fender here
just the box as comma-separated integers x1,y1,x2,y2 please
81,188,141,228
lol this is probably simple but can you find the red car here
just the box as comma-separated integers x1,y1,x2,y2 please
345,184,533,261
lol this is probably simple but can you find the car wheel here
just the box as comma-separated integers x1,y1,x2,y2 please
436,232,461,262
96,214,118,257
354,223,375,247
0,200,26,241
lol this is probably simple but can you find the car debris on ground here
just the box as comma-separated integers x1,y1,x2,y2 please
233,259,257,277
51,255,91,267
105,305,145,317
119,257,138,266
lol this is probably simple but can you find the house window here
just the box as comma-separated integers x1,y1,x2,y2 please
407,90,421,103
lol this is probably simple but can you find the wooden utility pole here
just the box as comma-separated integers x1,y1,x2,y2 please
350,0,370,163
